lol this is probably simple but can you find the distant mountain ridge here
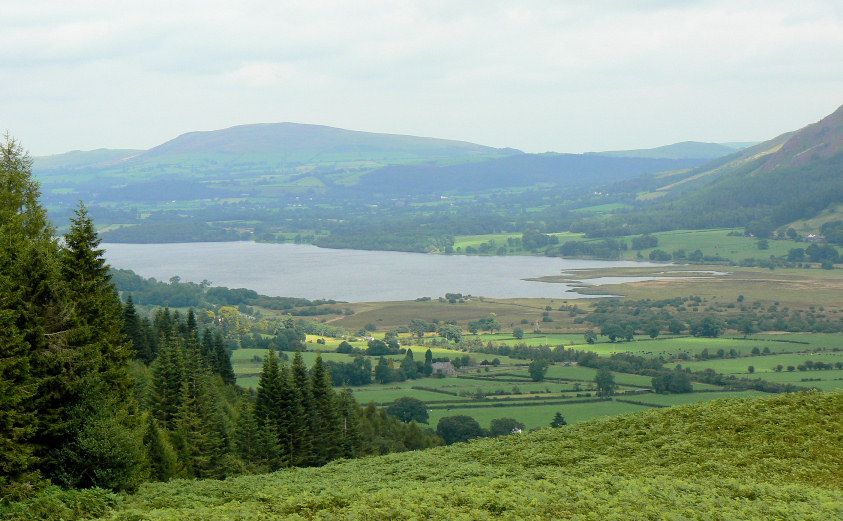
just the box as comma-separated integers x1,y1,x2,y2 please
34,123,521,174
33,122,712,208
595,141,748,160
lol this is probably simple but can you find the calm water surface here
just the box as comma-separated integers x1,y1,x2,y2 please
103,242,654,302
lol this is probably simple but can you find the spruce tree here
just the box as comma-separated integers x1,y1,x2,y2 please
254,351,282,427
200,328,214,364
0,136,59,495
214,332,236,385
309,355,341,464
123,296,153,363
172,346,225,479
336,388,363,458
277,361,305,467
290,351,314,465
144,415,176,481
149,337,185,429
36,202,143,488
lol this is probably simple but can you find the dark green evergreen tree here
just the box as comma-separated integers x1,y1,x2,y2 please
423,348,434,376
172,346,225,479
336,388,363,458
309,355,341,464
278,362,307,467
123,296,153,363
400,348,418,379
144,415,177,481
290,351,314,465
254,351,282,428
0,136,61,496
214,332,236,385
149,337,185,429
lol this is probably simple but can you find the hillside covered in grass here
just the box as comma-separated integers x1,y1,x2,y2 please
11,392,841,520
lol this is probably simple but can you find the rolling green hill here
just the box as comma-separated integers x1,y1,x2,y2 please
9,392,841,520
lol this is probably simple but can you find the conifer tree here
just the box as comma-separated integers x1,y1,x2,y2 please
149,337,185,429
172,346,225,478
401,348,418,378
123,296,153,363
0,277,37,497
336,388,363,458
214,332,236,385
423,348,434,376
144,415,177,481
277,361,306,466
0,136,62,495
234,400,262,468
186,309,197,334
290,351,314,465
310,355,341,464
200,328,214,364
254,351,282,427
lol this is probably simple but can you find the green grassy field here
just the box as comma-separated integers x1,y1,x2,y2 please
617,228,813,261
426,398,652,429
620,390,767,406
669,351,843,375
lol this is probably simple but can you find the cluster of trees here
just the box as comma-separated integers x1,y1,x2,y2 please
434,415,526,444
820,221,843,245
468,314,502,334
112,269,341,314
100,221,246,243
651,370,694,393
631,234,658,250
522,230,559,251
583,295,843,339
1,137,144,495
552,238,626,259
373,349,435,384
248,351,441,470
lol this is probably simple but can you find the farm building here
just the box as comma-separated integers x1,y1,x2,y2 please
431,361,456,376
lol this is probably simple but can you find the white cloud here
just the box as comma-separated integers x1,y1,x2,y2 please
2,0,842,155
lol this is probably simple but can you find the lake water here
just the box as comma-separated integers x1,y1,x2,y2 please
102,242,655,302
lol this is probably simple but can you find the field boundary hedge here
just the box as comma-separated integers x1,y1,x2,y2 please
427,397,611,410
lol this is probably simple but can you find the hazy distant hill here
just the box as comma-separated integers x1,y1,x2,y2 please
34,148,141,171
353,153,705,195
595,141,747,160
35,123,521,176
34,122,710,208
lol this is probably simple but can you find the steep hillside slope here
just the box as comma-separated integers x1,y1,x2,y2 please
759,104,843,172
578,105,843,235
12,392,840,520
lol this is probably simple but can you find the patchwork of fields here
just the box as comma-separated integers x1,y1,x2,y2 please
232,332,843,430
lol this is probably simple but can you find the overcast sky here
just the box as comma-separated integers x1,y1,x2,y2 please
3,0,843,156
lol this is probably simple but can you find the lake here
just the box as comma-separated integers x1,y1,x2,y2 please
103,242,656,302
